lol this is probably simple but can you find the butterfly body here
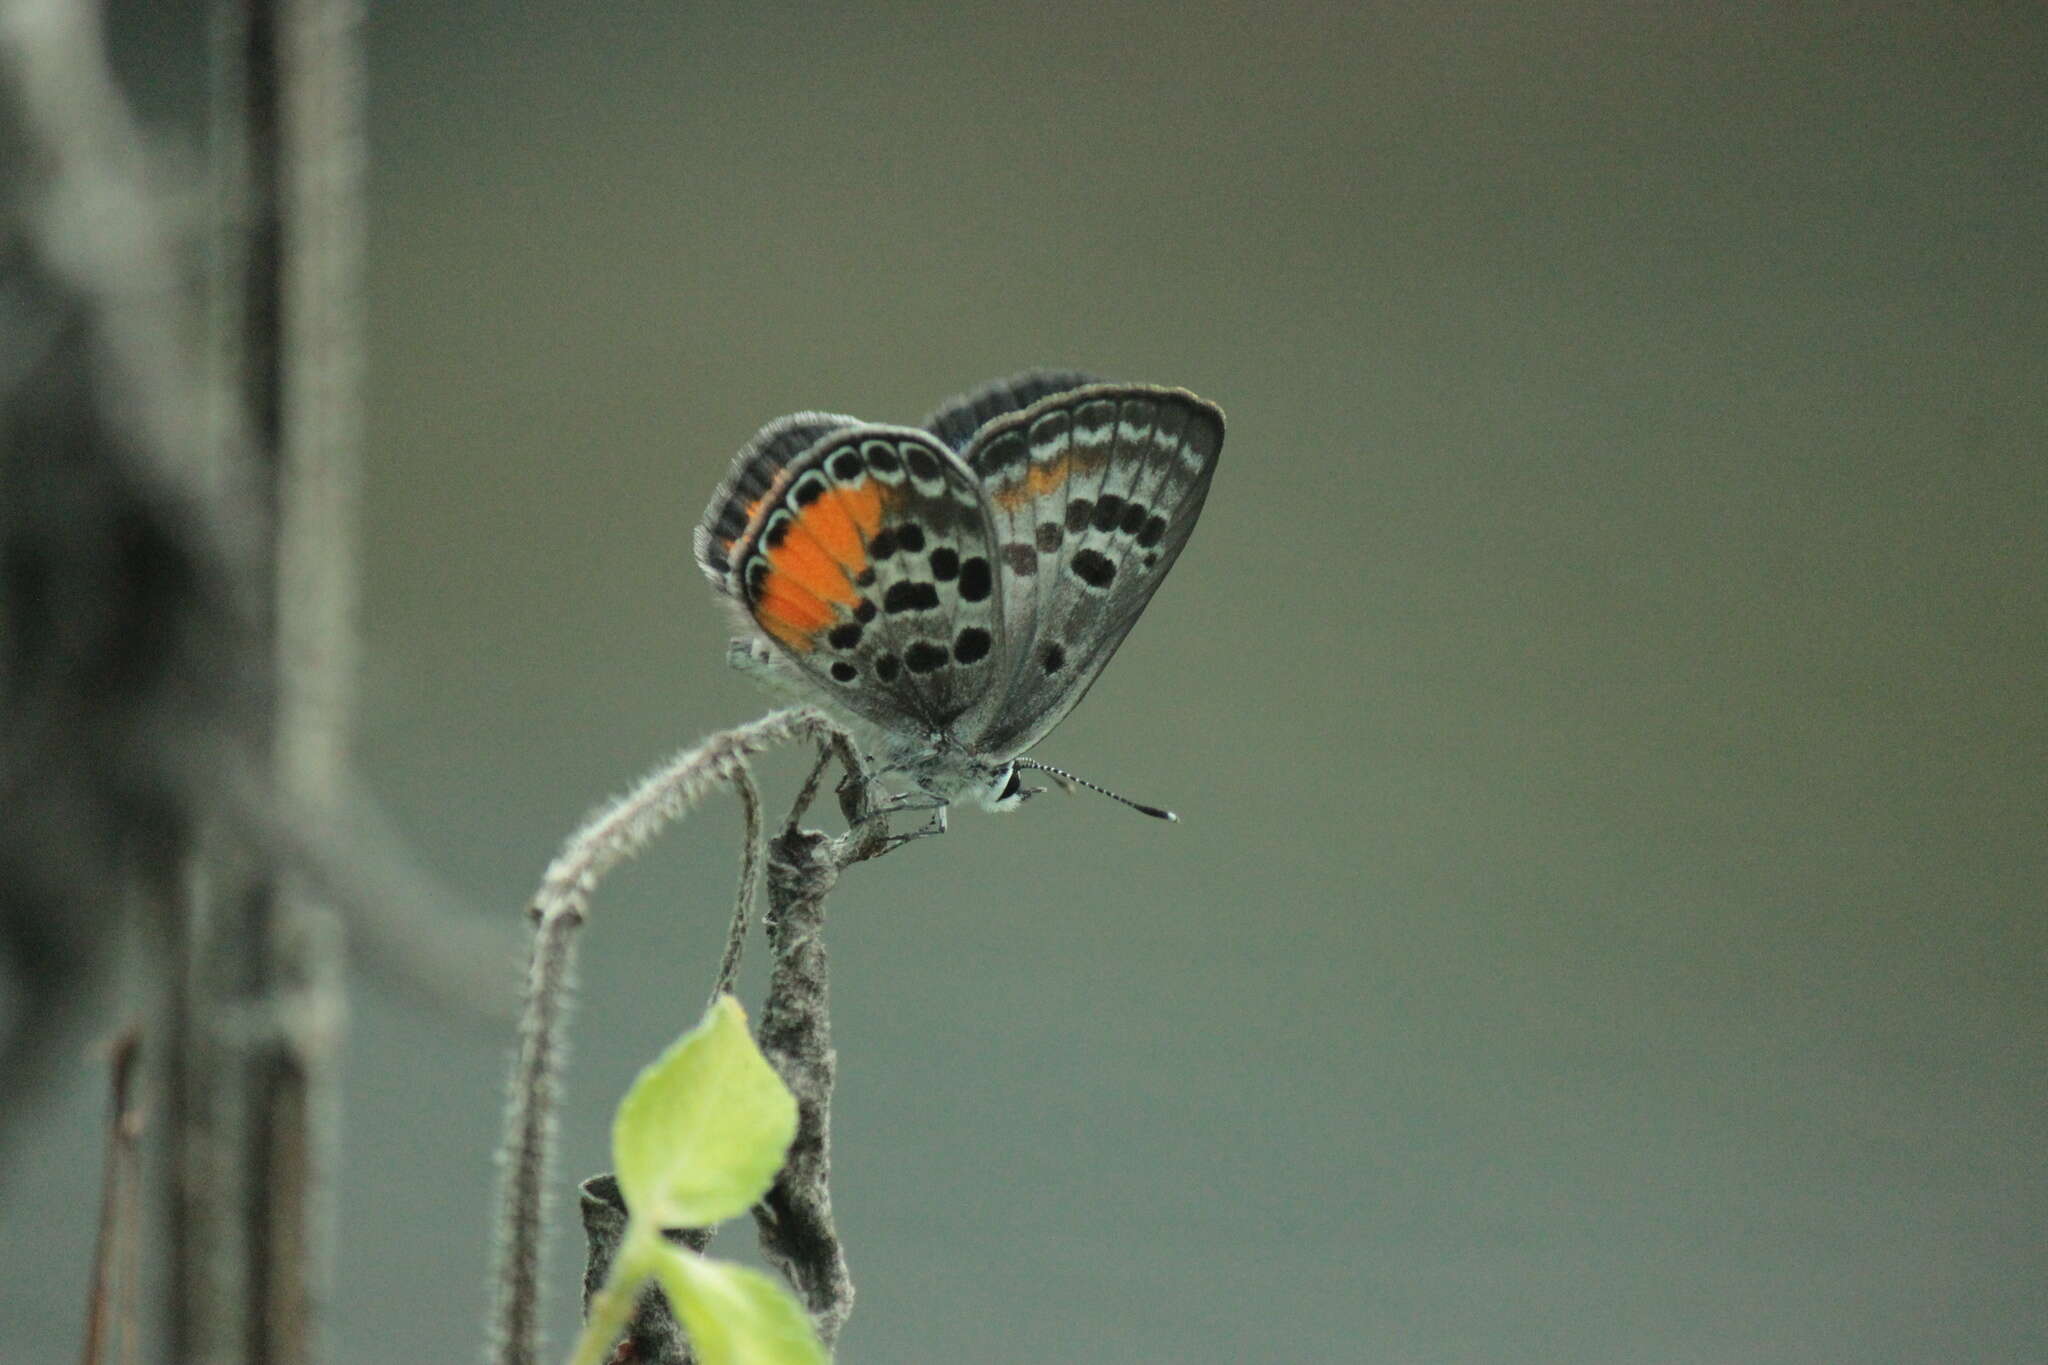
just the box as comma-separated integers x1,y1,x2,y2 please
696,373,1223,818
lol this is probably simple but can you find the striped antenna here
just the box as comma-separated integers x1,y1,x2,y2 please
1014,760,1177,822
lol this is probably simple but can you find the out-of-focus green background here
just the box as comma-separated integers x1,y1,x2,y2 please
8,3,2045,1360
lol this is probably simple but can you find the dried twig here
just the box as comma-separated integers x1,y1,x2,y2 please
78,1027,144,1365
709,764,764,1006
744,733,886,1346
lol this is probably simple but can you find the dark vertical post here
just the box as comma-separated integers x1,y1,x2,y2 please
190,0,363,1359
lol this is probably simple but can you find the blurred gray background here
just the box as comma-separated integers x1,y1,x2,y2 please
7,2,2045,1360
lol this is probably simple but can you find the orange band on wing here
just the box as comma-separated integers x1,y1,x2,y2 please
813,482,885,562
749,482,888,652
770,533,852,604
769,482,886,598
754,576,836,650
992,453,1071,510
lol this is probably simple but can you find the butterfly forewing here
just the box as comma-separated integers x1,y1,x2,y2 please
694,411,860,584
706,425,1009,736
959,384,1223,756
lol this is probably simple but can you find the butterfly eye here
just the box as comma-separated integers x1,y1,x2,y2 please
972,763,1033,814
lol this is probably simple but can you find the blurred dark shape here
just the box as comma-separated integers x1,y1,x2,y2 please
0,225,265,1150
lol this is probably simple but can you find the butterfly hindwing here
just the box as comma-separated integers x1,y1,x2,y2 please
921,369,1101,456
712,425,1008,736
958,384,1223,755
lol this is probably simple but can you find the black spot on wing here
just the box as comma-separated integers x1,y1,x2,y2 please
904,641,948,673
1071,548,1116,589
884,581,940,613
954,627,992,664
957,557,992,602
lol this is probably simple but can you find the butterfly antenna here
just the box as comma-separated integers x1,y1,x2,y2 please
1014,760,1177,822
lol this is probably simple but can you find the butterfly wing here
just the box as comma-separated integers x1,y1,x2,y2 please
696,423,1009,736
921,369,1102,455
694,411,860,584
956,384,1224,756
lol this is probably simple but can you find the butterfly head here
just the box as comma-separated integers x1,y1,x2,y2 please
973,761,1041,814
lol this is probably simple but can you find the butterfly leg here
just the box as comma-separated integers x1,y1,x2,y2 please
859,789,950,850
875,805,948,851
725,636,778,678
724,636,812,701
854,788,950,826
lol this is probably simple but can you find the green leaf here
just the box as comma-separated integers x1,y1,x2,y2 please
612,995,799,1230
652,1245,827,1365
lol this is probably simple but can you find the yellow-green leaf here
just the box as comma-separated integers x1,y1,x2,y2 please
652,1245,826,1365
612,995,798,1229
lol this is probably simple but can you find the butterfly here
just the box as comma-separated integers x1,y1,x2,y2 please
694,371,1223,825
